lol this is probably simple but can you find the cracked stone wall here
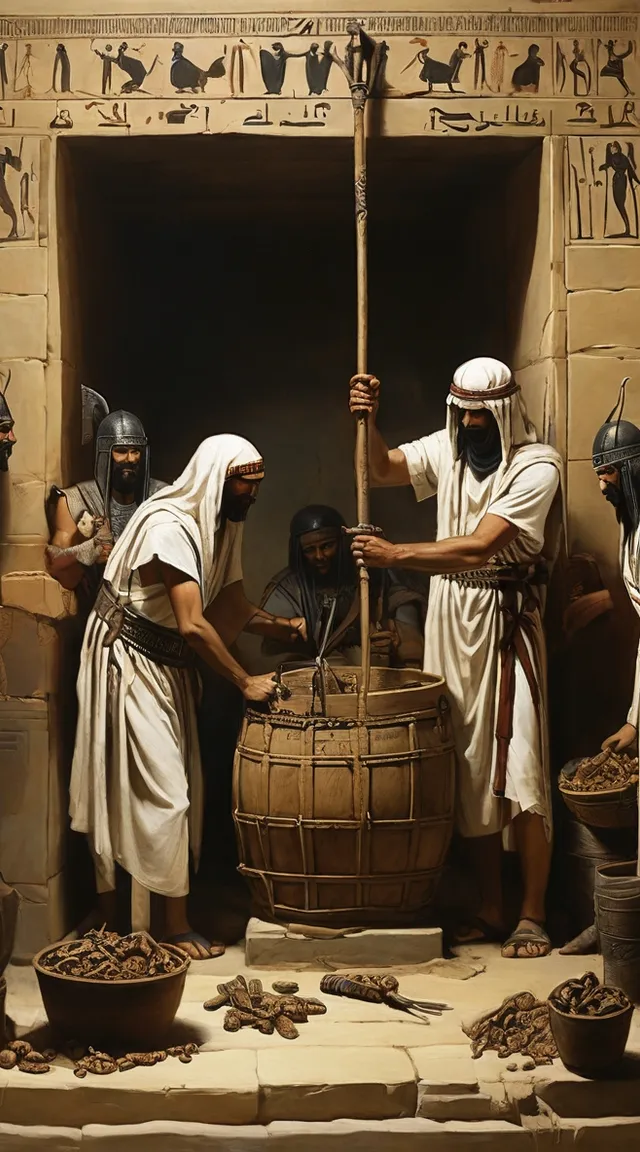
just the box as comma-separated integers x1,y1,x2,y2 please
0,0,637,951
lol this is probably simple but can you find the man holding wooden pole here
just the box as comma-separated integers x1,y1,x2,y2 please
349,359,562,958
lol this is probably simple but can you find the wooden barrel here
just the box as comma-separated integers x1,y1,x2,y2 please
233,667,456,928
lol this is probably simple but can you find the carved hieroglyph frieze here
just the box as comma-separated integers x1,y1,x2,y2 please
567,136,640,242
0,136,38,242
0,21,636,106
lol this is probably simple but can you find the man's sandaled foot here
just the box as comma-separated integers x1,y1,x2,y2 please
501,919,551,958
165,931,225,960
453,916,506,946
559,923,598,956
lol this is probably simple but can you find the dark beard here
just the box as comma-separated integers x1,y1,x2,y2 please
221,490,254,523
112,461,140,495
0,440,13,472
603,482,634,535
457,418,503,481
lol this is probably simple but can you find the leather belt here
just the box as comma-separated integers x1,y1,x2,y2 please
94,582,192,668
443,562,548,591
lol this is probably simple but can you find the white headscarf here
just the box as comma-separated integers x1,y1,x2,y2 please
104,434,263,608
446,356,538,468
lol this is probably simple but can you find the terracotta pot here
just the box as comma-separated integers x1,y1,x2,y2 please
33,944,189,1049
548,999,633,1076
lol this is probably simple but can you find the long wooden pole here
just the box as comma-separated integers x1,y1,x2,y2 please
334,24,379,721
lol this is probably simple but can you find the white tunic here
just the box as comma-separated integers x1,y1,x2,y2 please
69,433,259,903
70,520,242,898
399,428,560,838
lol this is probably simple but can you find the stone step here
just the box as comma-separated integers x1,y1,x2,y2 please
417,1092,494,1121
245,918,442,968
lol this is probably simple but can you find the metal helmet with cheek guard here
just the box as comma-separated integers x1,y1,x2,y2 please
592,377,640,530
94,410,150,508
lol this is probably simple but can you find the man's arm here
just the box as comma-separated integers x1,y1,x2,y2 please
349,374,410,488
205,580,307,647
45,496,109,590
160,564,277,702
351,513,519,575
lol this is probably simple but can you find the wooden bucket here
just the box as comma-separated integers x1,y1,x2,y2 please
232,667,456,928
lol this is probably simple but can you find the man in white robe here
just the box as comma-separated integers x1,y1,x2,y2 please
349,357,562,957
70,435,306,959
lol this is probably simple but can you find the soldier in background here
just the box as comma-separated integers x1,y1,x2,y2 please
46,403,165,609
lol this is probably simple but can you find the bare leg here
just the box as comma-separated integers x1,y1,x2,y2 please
455,831,505,941
502,812,552,958
163,895,225,960
98,890,118,932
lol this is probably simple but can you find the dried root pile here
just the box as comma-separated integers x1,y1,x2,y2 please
549,972,631,1017
38,929,184,981
463,992,558,1066
0,1040,57,1074
204,975,326,1040
563,751,639,793
72,1042,199,1077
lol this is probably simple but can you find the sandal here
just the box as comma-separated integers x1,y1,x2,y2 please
501,921,551,959
164,931,225,960
452,917,506,946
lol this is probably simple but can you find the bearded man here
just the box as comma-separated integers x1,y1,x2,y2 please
260,504,425,668
70,435,306,960
561,389,640,956
0,374,15,471
349,357,562,958
46,410,165,606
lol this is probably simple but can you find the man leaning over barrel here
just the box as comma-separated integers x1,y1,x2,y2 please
348,357,562,958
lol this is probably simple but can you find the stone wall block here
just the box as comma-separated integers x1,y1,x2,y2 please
0,1124,80,1151
83,1121,268,1150
0,248,47,295
568,290,640,354
568,355,640,460
567,247,640,292
257,1046,417,1123
0,295,46,360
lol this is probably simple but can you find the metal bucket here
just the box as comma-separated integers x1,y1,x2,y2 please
564,815,636,935
595,860,640,1005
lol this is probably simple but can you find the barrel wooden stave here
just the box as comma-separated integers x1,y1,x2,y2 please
233,669,455,928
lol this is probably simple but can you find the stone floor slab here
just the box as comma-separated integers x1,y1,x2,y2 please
257,1046,417,1123
266,1118,533,1150
0,1052,259,1128
0,1125,81,1151
416,1093,493,1120
83,1121,268,1149
245,919,442,969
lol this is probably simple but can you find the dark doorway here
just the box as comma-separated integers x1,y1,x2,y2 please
57,133,543,933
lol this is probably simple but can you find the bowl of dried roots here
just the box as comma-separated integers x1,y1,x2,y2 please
548,971,633,1076
33,929,189,1049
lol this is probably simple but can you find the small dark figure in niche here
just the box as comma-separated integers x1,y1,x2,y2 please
448,41,471,85
570,40,591,97
599,39,634,98
512,43,545,93
14,43,35,99
259,41,304,95
94,43,114,95
403,40,458,94
474,38,490,91
0,369,16,471
52,42,71,92
0,44,8,100
599,140,639,237
170,41,225,94
0,145,21,240
105,42,159,94
305,41,333,96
